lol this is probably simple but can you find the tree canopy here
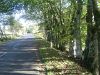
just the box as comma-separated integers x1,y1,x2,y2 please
0,0,100,75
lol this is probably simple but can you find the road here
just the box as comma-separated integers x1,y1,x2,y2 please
0,34,45,75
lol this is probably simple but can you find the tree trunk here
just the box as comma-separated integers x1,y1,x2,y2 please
84,0,99,74
92,0,99,74
69,0,83,58
84,0,93,67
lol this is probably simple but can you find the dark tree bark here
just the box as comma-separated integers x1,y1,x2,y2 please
84,0,99,74
92,0,100,74
69,0,83,58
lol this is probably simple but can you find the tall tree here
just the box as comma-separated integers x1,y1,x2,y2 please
84,0,99,74
69,0,83,58
92,0,99,74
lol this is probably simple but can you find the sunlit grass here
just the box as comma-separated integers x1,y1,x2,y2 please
0,36,16,45
39,40,92,75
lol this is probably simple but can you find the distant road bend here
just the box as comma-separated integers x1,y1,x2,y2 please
0,34,45,75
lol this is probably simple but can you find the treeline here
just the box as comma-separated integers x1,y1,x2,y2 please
38,0,100,75
0,14,22,41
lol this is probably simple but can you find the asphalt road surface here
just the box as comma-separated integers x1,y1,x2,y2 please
0,34,45,75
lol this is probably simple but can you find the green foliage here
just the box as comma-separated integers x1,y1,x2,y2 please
0,0,10,12
8,16,22,33
0,0,99,74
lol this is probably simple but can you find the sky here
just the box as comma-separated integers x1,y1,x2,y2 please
13,9,38,28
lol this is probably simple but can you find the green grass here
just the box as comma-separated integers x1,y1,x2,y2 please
0,37,15,45
39,39,92,75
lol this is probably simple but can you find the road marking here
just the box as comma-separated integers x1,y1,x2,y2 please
0,52,7,58
0,52,29,53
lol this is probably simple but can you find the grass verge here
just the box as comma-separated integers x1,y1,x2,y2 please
0,37,16,45
39,39,92,75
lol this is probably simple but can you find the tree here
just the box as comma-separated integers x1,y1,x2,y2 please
69,0,83,58
0,0,99,74
84,0,99,74
91,0,99,74
8,15,22,36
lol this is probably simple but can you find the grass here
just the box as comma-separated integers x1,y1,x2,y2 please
39,39,92,75
0,36,16,45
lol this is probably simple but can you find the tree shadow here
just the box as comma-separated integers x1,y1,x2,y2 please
38,39,92,75
0,38,45,75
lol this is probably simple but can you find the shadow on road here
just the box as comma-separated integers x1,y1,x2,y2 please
0,37,45,75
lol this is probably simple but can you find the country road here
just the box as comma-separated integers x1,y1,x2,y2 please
0,34,45,75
